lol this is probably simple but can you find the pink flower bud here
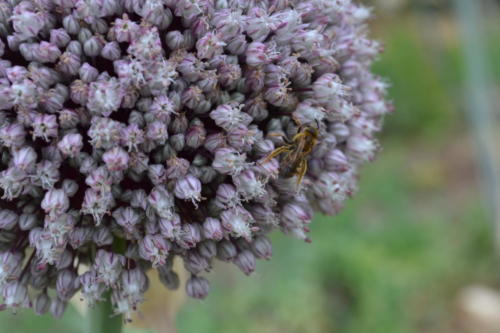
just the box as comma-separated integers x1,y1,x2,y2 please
196,32,226,59
103,147,129,172
203,217,224,241
174,174,202,205
79,63,99,83
41,189,69,217
186,275,210,299
50,29,71,47
233,250,256,275
212,147,247,175
57,133,83,157
246,42,279,67
139,235,171,267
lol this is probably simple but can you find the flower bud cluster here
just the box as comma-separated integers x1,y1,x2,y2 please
0,0,390,319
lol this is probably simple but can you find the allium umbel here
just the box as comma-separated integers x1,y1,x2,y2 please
0,0,390,320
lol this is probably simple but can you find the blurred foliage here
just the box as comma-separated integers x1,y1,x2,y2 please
373,16,456,141
2,7,500,333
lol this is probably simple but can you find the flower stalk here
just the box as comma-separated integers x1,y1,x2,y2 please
86,291,122,333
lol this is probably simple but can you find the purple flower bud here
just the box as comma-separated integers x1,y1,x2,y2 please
41,189,69,217
313,73,351,105
212,147,247,175
158,213,181,239
203,132,226,153
57,133,83,158
79,270,105,307
0,123,26,148
50,29,71,48
202,217,223,241
324,149,350,172
186,275,210,299
246,42,279,67
150,95,177,122
196,32,226,59
139,235,171,267
113,207,140,236
87,77,123,117
221,207,254,241
95,250,125,286
68,227,93,249
121,267,148,305
56,270,78,301
227,125,257,151
103,147,129,172
210,102,252,132
246,8,274,42
62,15,80,35
112,15,139,43
281,202,313,228
293,100,326,124
83,36,104,57
0,209,18,231
11,8,45,39
185,119,206,149
0,252,22,285
233,169,266,200
35,42,62,64
174,174,202,205
217,62,242,89
233,250,256,275
158,268,180,290
165,31,185,50
33,293,50,315
32,114,58,141
214,183,239,209
226,34,248,55
346,135,378,162
146,121,169,144
217,240,237,261
178,223,202,249
19,213,38,230
101,41,121,60
1,282,28,310
88,117,123,149
184,251,210,274
6,66,29,83
50,298,67,318
66,40,83,56
198,240,217,259
56,250,74,270
12,146,37,172
79,63,99,83
93,226,114,246
81,188,114,225
251,236,272,260
0,168,27,200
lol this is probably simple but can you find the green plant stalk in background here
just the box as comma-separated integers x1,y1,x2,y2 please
84,238,127,333
86,291,122,333
454,0,500,253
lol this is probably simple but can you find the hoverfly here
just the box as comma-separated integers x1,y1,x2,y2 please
263,119,319,186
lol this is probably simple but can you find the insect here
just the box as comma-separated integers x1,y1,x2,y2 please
263,119,319,186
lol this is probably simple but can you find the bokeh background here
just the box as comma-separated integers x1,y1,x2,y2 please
2,0,500,332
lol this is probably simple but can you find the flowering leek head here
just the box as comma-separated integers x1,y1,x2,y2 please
0,0,391,320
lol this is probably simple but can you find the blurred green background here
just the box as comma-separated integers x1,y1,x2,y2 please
3,0,500,332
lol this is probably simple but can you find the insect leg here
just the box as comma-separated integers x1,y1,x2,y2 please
296,159,308,186
262,146,291,164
